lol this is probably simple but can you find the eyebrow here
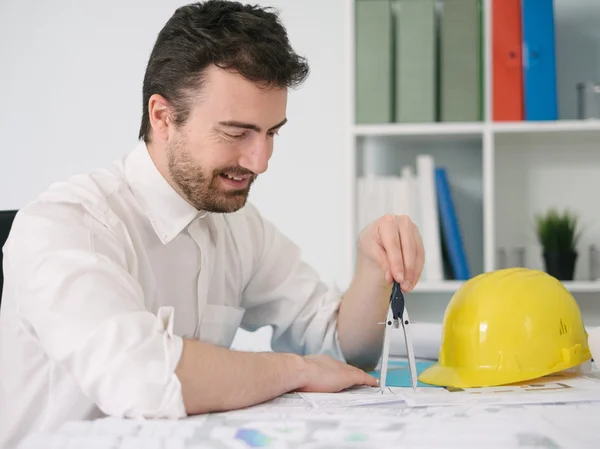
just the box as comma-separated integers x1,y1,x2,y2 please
217,118,288,133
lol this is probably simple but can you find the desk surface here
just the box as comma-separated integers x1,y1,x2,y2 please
15,358,600,449
17,384,600,449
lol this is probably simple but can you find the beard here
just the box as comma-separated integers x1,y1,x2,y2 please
166,138,256,213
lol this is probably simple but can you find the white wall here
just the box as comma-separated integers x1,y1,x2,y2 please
554,0,600,119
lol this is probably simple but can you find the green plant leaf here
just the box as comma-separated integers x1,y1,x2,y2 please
534,208,581,252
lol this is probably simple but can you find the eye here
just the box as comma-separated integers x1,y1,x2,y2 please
268,129,281,137
224,131,246,139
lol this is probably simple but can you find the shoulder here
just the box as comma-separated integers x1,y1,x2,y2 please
33,160,127,219
6,161,131,258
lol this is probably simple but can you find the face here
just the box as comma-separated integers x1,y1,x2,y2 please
148,65,288,213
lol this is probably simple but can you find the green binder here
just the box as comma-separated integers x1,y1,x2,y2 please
395,0,436,123
439,0,482,122
355,0,393,124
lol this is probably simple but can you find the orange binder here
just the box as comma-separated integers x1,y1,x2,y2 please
492,0,524,121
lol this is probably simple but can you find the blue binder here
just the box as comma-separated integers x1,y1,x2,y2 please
521,0,558,121
435,168,470,280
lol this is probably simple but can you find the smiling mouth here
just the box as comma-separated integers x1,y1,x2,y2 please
221,173,247,182
218,172,253,189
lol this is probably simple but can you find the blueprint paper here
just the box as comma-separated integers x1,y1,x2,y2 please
254,369,600,410
17,365,600,448
397,370,600,408
298,386,408,408
20,401,600,448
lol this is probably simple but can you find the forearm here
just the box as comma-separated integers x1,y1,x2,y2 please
337,258,391,371
175,339,306,415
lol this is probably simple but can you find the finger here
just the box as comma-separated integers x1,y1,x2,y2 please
345,365,379,387
351,368,379,387
363,372,380,387
370,241,392,283
412,224,425,287
396,215,416,291
337,372,377,391
377,215,405,283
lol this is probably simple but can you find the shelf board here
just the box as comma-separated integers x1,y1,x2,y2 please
412,281,464,293
562,281,600,293
353,120,600,138
413,280,600,294
492,119,600,134
353,122,485,137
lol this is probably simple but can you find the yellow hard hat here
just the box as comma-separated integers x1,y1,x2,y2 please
419,267,591,388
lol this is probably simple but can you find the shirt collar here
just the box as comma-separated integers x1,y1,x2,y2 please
124,140,202,244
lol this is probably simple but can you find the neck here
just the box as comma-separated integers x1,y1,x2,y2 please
145,139,188,203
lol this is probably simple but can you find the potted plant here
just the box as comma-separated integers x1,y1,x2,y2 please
534,208,582,280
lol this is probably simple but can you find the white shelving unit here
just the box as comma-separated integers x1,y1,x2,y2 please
345,0,600,321
413,279,600,294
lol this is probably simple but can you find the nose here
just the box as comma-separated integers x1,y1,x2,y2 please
239,137,271,175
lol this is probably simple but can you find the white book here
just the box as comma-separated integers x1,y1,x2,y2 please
400,165,419,226
416,155,443,281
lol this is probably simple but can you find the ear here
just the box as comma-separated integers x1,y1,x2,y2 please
148,94,172,142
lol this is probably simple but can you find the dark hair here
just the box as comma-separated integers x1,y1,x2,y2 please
138,0,309,143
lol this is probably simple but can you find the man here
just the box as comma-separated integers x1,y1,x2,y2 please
0,1,424,447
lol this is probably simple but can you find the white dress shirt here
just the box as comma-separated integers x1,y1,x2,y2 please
0,141,345,448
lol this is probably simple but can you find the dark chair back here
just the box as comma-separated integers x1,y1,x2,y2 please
0,210,18,306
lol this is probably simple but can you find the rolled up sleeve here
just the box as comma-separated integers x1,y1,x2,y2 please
239,204,346,362
7,201,186,419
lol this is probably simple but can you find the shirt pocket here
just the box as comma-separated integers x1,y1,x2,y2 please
196,304,245,348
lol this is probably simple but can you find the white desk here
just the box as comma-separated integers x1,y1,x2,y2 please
17,382,600,449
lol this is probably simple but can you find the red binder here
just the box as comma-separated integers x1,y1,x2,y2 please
492,0,524,121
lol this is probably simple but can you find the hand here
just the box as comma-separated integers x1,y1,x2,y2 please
357,214,424,292
296,354,379,393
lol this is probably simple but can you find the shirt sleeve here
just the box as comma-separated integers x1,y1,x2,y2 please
238,204,347,362
5,200,187,419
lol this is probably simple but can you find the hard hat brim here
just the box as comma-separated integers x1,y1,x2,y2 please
418,353,591,389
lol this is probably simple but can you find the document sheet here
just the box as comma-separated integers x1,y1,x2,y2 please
17,367,600,448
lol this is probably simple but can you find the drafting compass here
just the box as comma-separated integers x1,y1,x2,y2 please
379,280,417,392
